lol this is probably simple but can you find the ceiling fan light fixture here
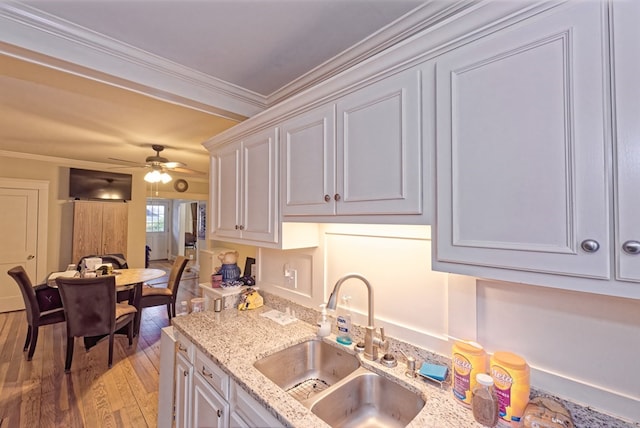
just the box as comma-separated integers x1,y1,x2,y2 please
144,170,172,184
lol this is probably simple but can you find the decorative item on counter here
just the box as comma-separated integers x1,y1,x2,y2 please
452,340,487,407
237,288,263,311
211,273,223,288
240,257,256,285
472,373,499,427
317,304,331,337
217,250,241,283
522,396,574,428
490,351,530,427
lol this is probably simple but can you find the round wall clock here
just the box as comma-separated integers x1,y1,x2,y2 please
174,179,189,192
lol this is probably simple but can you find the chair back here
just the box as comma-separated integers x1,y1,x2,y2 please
77,254,128,270
7,266,38,322
56,276,116,337
167,256,189,297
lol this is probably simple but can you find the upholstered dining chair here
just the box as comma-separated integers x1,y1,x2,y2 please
140,255,189,320
55,275,136,372
7,266,66,361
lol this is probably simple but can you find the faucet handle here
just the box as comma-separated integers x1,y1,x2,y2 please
379,327,386,341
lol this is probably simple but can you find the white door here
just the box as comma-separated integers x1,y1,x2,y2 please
146,199,170,260
0,179,48,312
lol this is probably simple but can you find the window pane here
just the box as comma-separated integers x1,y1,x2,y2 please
146,204,165,232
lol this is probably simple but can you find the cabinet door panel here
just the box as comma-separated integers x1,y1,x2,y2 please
281,104,336,216
175,353,192,428
72,202,103,261
242,128,278,242
101,203,128,257
613,0,640,282
192,373,228,428
213,144,241,239
337,67,422,215
435,2,610,278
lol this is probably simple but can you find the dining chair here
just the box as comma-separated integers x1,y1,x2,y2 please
55,275,136,372
7,266,66,361
140,256,189,320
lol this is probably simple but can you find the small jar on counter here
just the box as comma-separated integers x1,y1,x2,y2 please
472,373,499,427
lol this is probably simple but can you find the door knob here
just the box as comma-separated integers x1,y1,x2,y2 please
622,240,640,255
580,239,600,253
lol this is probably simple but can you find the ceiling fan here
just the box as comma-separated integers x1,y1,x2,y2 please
109,144,205,177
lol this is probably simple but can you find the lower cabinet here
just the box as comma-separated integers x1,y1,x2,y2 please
172,338,284,428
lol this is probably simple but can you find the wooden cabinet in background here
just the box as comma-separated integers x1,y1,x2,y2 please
72,201,128,263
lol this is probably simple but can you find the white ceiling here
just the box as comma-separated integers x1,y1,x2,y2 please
0,0,427,178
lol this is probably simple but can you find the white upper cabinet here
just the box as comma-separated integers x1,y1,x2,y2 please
281,67,423,219
211,128,278,245
612,0,640,282
281,104,336,216
434,3,611,279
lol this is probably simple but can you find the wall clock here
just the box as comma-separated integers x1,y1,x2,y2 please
174,179,189,192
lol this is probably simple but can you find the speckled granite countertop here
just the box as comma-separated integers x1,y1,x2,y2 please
172,303,638,428
172,305,494,427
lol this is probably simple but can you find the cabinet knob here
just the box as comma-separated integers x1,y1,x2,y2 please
183,370,188,377
239,225,245,231
622,240,640,255
202,366,213,378
334,193,341,201
324,194,331,202
27,254,35,260
580,239,600,253
217,409,222,418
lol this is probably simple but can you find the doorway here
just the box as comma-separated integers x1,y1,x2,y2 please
146,199,171,261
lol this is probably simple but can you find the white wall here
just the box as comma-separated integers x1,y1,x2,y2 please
257,223,640,422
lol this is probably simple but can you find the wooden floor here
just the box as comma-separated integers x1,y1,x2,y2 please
0,260,201,428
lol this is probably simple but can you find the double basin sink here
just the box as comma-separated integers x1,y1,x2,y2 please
254,339,425,427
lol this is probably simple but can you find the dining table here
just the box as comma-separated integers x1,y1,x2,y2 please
48,268,166,350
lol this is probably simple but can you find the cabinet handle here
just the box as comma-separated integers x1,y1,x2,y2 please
235,225,239,230
334,193,341,201
177,344,187,352
324,194,331,202
27,254,35,260
622,240,640,255
217,409,222,418
183,370,188,377
201,366,213,379
580,239,600,253
239,225,245,230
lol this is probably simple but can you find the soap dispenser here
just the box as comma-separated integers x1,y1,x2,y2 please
317,304,331,338
336,295,352,345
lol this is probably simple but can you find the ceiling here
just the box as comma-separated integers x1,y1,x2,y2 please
0,0,427,178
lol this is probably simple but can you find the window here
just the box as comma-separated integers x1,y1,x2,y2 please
146,204,166,232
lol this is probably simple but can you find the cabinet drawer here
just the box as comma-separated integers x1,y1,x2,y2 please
175,331,194,363
230,380,284,427
195,349,229,398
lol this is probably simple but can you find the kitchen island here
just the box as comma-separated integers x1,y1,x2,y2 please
171,304,486,428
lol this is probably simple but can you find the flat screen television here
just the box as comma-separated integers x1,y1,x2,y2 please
69,168,132,201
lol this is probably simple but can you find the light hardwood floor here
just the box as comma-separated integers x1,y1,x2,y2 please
0,260,201,428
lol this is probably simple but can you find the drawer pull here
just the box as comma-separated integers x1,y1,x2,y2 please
178,344,187,352
202,366,213,379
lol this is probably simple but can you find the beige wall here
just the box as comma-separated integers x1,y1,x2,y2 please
0,152,208,272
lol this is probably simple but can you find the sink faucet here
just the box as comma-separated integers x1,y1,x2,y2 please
327,273,388,361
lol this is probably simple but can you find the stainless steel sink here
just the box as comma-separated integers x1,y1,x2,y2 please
310,369,426,428
254,339,425,427
253,339,360,401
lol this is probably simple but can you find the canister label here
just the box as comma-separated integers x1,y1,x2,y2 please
453,352,473,403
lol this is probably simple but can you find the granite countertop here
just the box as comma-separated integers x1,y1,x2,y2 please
171,305,485,428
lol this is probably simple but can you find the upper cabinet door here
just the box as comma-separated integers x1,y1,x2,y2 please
434,2,610,278
612,0,640,282
241,128,278,243
281,104,336,216
213,143,242,239
336,67,422,216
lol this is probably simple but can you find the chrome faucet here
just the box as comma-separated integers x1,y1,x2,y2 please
326,273,388,361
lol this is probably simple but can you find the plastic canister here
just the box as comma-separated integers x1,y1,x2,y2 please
490,351,530,427
452,340,487,407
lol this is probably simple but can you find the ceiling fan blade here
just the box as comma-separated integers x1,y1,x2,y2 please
170,166,206,175
163,161,186,169
108,157,146,167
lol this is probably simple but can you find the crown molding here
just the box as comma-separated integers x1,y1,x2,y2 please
0,1,265,119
